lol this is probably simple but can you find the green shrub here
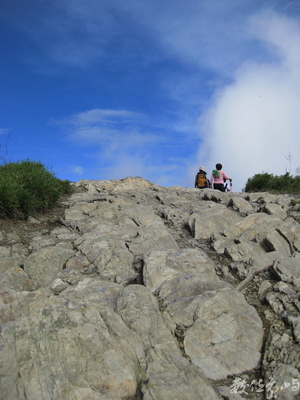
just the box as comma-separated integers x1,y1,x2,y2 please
0,160,72,218
244,173,273,192
244,172,300,194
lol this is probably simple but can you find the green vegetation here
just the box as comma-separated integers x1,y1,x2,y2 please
0,160,72,219
244,172,300,194
290,198,300,206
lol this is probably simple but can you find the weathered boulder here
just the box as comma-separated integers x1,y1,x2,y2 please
116,284,221,400
126,220,178,256
144,248,217,294
23,243,75,287
228,196,255,214
184,289,263,380
223,212,281,242
75,230,136,283
262,202,287,218
144,248,229,327
224,241,266,262
144,248,264,380
273,254,300,286
1,286,145,400
189,203,242,240
0,266,36,291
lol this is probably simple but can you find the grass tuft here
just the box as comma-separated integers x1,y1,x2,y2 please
0,160,73,219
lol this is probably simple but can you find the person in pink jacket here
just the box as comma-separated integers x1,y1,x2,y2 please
210,163,232,192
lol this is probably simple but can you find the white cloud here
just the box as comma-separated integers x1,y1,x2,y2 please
194,11,300,192
60,109,164,157
55,108,186,183
72,166,85,175
249,10,300,75
70,109,143,125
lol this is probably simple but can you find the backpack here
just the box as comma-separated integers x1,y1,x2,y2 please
196,172,208,188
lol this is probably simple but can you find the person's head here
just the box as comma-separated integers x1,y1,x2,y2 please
199,166,206,172
216,163,222,170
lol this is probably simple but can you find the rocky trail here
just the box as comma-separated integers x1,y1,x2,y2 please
1,177,300,400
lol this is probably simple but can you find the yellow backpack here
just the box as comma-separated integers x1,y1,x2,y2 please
196,172,208,188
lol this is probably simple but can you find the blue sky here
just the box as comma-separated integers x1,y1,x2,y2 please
1,0,300,191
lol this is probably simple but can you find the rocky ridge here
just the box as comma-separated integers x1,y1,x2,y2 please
1,177,300,400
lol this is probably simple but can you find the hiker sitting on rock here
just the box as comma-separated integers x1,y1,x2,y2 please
195,167,209,189
210,163,232,192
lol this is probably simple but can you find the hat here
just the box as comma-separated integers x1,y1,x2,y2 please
199,166,206,172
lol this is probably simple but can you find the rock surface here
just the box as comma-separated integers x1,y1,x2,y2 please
1,177,300,399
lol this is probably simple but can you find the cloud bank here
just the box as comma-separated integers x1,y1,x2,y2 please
195,10,300,191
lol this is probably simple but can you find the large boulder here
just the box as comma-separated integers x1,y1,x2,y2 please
184,289,263,380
